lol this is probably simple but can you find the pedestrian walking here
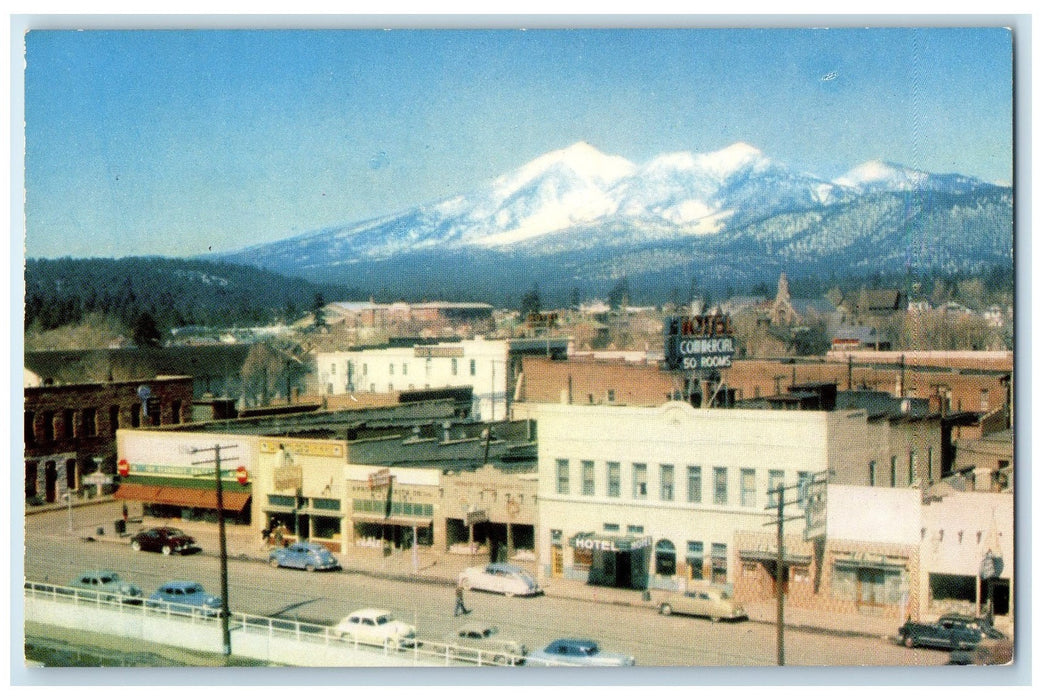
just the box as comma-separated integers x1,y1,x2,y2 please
454,584,470,616
121,502,129,522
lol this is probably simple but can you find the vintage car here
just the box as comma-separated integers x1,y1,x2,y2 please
67,570,142,603
444,622,527,665
525,638,635,666
457,563,542,597
898,613,1006,650
130,527,196,555
147,580,223,617
333,608,418,650
268,541,339,572
657,586,746,622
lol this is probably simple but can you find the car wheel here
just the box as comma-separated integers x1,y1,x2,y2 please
131,540,141,552
493,654,506,665
161,545,172,555
268,558,280,568
306,563,316,573
660,603,672,616
504,590,515,598
903,635,915,649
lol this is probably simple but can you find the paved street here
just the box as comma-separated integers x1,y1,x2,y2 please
23,500,948,668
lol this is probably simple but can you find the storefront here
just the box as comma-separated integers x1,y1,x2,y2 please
831,553,911,611
569,532,652,590
114,432,257,525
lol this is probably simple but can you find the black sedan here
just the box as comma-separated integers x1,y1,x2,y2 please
130,527,197,555
898,614,1005,650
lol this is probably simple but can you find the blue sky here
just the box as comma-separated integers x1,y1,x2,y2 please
22,27,1014,259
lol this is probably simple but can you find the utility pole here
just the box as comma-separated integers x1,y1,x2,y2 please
190,444,237,657
765,473,827,667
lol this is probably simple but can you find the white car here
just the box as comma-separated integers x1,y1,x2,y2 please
333,608,418,650
458,563,542,597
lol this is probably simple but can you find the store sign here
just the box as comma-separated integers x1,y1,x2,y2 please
368,468,393,489
803,477,828,541
979,551,1004,580
465,509,489,526
414,346,465,358
274,466,302,490
572,535,652,552
663,315,736,371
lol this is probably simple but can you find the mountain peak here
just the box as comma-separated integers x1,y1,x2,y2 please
491,141,636,197
836,160,929,189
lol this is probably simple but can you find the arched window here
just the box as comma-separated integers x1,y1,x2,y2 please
655,539,676,576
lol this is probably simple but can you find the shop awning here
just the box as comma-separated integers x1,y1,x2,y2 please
569,531,653,553
113,483,251,512
739,549,813,566
352,512,432,528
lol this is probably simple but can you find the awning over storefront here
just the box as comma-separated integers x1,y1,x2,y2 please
569,531,653,553
352,512,433,528
113,483,251,512
739,549,813,566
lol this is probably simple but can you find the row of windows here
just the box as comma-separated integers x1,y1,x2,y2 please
329,358,479,379
24,401,179,446
353,499,434,517
554,459,810,508
566,527,729,580
867,448,935,488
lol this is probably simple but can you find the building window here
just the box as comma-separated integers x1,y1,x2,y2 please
711,543,728,583
686,541,704,580
42,411,55,443
330,363,336,375
655,539,677,576
402,363,408,376
63,409,75,439
607,389,616,403
389,363,394,375
740,468,756,507
797,471,811,506
581,460,595,496
627,525,644,535
927,448,933,482
908,451,916,485
130,403,141,428
109,405,120,434
767,469,784,507
451,358,458,376
470,359,476,376
607,462,620,498
980,389,989,411
555,459,570,495
24,411,35,446
656,464,674,501
687,466,702,503
84,409,100,437
890,456,897,487
171,401,182,425
603,523,619,533
713,467,728,505
869,460,876,487
633,463,648,499
362,363,368,376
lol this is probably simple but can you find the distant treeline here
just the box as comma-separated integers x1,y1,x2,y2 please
23,256,1015,337
23,257,357,334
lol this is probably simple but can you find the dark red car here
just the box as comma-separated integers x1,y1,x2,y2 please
130,527,197,555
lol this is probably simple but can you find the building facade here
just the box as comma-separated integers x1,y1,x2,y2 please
315,338,568,421
25,375,193,504
525,401,875,592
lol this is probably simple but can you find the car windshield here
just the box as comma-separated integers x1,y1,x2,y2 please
183,586,199,594
375,615,392,625
165,529,185,536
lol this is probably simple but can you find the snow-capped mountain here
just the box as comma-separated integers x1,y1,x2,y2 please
216,141,1010,301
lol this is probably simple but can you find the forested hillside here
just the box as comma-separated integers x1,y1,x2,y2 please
24,257,353,335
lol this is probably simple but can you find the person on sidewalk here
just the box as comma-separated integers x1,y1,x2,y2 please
454,584,471,617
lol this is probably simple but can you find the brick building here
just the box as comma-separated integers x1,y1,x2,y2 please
24,375,193,504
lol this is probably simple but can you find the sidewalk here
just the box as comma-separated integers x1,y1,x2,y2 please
50,501,902,643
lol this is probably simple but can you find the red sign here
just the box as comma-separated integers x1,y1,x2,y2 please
235,466,249,485
117,459,130,477
368,468,392,489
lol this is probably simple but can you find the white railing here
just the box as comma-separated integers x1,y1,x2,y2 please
24,580,547,667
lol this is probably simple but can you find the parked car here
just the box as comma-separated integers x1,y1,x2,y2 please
949,636,1013,665
898,614,1006,650
444,622,527,665
333,608,418,650
657,586,746,622
130,527,196,555
525,638,636,666
147,580,223,617
457,563,542,597
268,541,339,572
67,570,142,603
